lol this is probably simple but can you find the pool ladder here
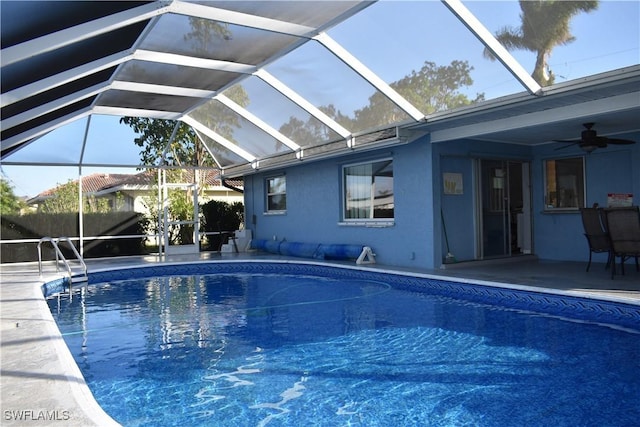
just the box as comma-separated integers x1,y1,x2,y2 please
38,237,88,291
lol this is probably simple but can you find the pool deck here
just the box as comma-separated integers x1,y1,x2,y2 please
1,253,639,426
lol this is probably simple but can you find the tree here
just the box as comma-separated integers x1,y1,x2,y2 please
119,15,251,246
354,60,485,129
200,200,245,250
38,180,116,214
118,118,211,168
119,14,249,170
0,178,25,215
120,97,249,246
483,0,598,86
279,59,484,137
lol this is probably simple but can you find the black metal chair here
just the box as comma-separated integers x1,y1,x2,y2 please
602,206,640,278
579,207,611,272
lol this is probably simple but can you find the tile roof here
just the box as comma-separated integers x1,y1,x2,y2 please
35,171,243,198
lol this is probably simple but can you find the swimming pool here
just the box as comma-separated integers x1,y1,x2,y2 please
46,261,640,426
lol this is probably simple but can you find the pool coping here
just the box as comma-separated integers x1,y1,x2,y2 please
84,258,640,308
1,271,120,427
2,258,639,426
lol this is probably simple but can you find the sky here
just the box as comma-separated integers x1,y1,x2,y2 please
2,0,638,199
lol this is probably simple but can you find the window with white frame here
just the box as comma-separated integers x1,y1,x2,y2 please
544,157,585,210
343,159,394,220
266,175,286,212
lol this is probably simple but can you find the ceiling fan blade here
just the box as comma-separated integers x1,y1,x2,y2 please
553,142,579,151
606,137,635,145
553,123,632,152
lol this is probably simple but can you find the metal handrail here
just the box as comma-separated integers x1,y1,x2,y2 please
38,237,68,277
37,237,87,284
56,236,87,278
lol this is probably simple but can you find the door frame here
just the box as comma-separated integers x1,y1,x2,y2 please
476,159,532,259
159,170,200,255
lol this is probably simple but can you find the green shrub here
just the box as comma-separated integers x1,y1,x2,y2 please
200,200,244,251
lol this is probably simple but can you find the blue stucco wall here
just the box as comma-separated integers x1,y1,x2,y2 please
531,132,640,262
244,140,436,269
433,139,533,263
437,155,476,262
242,130,639,268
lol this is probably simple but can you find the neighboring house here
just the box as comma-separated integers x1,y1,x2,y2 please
27,171,243,213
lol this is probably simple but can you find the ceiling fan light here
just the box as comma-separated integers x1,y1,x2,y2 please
581,144,597,153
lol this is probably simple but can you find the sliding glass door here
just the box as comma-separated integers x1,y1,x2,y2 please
479,160,530,258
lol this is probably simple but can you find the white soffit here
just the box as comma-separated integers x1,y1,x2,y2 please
430,92,640,143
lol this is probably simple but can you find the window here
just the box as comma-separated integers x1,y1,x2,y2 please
266,175,286,212
544,157,585,210
343,159,394,220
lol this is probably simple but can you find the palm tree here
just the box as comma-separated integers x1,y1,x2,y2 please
484,0,598,86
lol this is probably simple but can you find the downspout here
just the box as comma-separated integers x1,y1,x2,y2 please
222,177,243,194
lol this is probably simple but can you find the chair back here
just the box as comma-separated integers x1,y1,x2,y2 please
604,207,640,253
580,207,609,251
604,207,640,238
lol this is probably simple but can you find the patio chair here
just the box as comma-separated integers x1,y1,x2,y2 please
602,206,640,278
579,207,611,272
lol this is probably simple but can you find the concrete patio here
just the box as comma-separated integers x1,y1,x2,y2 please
1,254,638,426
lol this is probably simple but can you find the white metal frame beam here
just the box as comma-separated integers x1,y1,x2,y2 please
1,2,170,66
192,129,223,170
1,49,254,110
110,81,216,98
93,106,182,120
442,0,542,95
254,69,352,139
1,109,93,154
158,122,181,166
168,0,317,37
2,83,109,130
314,32,425,122
2,0,549,171
182,115,256,163
215,94,301,152
1,78,201,142
134,50,257,74
1,51,132,108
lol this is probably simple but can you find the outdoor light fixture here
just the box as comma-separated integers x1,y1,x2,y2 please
581,144,598,154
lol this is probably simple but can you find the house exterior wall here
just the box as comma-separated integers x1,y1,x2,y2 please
199,187,244,206
244,140,436,269
243,130,639,269
132,191,149,213
531,133,640,263
118,187,244,215
433,139,533,264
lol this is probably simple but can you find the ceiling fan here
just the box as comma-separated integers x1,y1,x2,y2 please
554,123,636,153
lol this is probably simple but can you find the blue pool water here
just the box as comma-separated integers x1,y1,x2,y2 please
46,262,640,427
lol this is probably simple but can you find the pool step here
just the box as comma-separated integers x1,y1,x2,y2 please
71,274,88,284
